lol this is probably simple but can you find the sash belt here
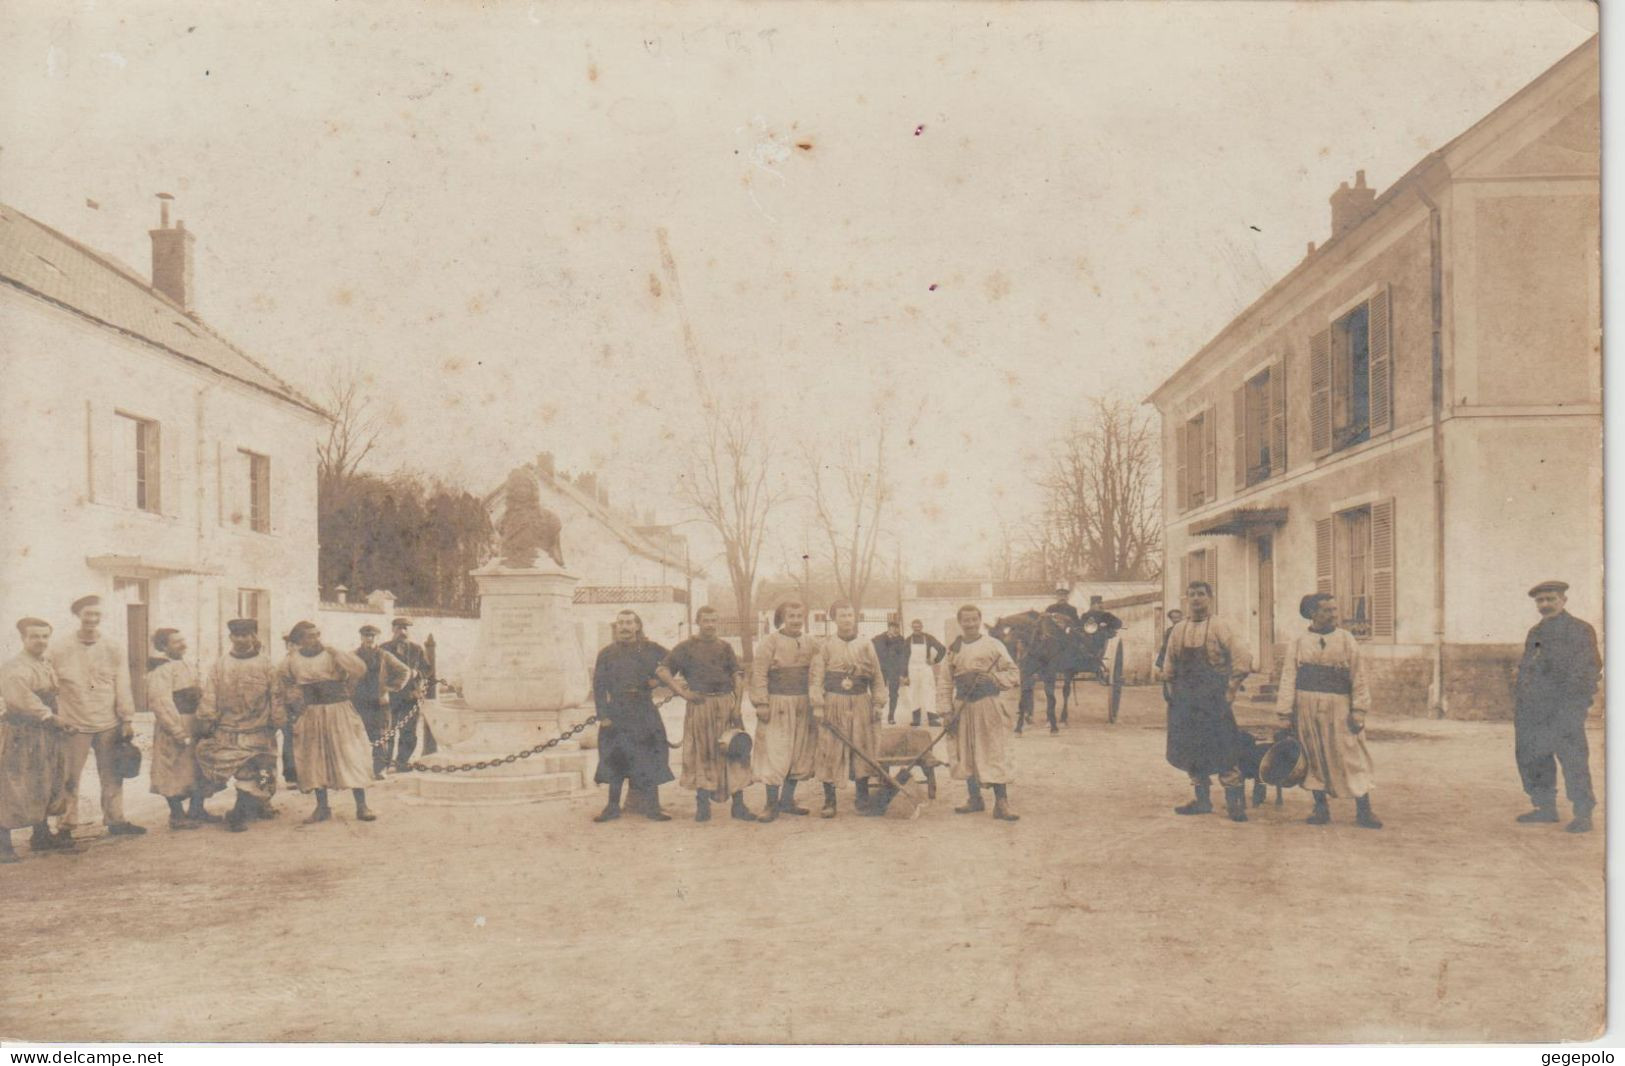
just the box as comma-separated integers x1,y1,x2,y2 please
1295,663,1353,696
822,671,872,695
300,680,352,704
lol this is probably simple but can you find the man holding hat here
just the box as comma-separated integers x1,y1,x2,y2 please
50,595,145,837
657,605,757,822
197,619,285,831
0,617,73,862
1276,593,1381,829
381,616,433,770
1513,580,1599,833
353,624,409,779
147,628,217,829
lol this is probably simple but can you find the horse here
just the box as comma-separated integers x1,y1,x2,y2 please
991,610,1098,733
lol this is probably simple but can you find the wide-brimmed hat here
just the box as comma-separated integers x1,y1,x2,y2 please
1259,736,1308,788
112,736,144,781
718,728,752,764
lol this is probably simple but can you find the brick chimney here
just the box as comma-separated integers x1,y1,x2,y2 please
149,193,196,311
1329,170,1377,240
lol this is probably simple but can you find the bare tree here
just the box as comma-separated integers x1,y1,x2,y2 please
677,403,785,660
806,426,892,611
316,362,384,490
1033,397,1163,582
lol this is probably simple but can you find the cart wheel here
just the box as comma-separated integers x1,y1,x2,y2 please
1108,643,1125,724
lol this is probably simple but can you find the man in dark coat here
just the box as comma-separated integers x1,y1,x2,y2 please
1161,582,1253,822
591,610,675,823
1514,581,1600,833
382,617,434,770
352,624,408,779
872,617,910,725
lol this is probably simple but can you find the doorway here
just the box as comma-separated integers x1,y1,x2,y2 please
113,577,150,714
1255,536,1275,673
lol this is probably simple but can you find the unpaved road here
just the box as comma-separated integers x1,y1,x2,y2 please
0,688,1603,1043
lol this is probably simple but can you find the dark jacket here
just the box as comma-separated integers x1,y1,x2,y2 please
1515,611,1600,716
872,632,910,682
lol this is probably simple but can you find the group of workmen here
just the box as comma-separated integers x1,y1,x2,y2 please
0,595,431,863
1154,577,1600,833
591,598,1022,824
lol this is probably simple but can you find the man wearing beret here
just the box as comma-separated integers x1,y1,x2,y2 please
353,624,409,779
50,595,145,838
381,616,433,771
1514,581,1600,833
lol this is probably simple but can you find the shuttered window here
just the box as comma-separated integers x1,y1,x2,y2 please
1184,545,1218,611
1179,407,1217,510
1311,286,1393,457
1314,500,1396,641
1236,363,1285,489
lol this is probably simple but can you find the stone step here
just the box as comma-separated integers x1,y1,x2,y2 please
402,767,589,806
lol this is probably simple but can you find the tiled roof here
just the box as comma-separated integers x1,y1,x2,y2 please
0,202,325,417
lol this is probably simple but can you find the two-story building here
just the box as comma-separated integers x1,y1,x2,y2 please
0,199,328,708
1148,36,1599,719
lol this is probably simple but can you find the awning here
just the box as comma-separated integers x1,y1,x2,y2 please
1188,507,1289,537
86,555,223,578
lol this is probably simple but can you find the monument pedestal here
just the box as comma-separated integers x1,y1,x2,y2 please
400,563,598,806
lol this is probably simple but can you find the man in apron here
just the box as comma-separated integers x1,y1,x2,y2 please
1162,581,1253,822
903,619,946,727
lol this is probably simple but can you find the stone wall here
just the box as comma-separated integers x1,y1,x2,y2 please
1362,652,1435,719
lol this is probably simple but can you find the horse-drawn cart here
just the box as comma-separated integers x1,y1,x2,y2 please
991,610,1126,728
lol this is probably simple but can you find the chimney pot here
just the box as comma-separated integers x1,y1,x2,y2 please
150,194,196,311
1328,170,1378,240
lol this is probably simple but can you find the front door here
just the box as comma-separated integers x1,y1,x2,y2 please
114,577,151,714
1255,535,1275,674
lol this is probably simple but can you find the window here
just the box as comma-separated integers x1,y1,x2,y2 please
1316,500,1395,640
241,450,271,532
1311,287,1393,457
1233,362,1286,489
1175,407,1217,511
116,413,161,512
1182,546,1218,611
237,588,271,635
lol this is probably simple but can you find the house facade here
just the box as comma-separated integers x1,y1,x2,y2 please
0,199,328,709
1148,37,1599,720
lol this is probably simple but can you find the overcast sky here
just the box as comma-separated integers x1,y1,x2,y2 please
0,0,1595,581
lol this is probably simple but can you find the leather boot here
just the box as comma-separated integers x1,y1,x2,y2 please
695,792,711,822
1355,793,1383,830
1225,786,1248,823
1566,809,1594,834
1174,783,1212,815
189,792,224,824
911,711,922,727
1307,791,1331,825
992,786,1019,822
955,781,986,814
730,792,759,822
642,787,672,821
779,779,810,816
0,834,17,864
1251,781,1267,807
760,785,780,823
168,797,198,830
226,793,249,833
1516,800,1560,824
820,783,837,819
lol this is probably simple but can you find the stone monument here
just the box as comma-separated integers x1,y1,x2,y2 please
406,467,594,805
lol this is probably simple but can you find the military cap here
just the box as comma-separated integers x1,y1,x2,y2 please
359,624,381,637
391,616,413,629
226,618,259,636
70,594,101,616
15,617,50,636
1528,580,1570,598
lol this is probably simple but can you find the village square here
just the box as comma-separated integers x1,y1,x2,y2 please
0,2,1605,1048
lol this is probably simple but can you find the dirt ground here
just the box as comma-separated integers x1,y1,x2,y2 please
0,686,1604,1044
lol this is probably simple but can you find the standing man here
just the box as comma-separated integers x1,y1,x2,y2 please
196,619,285,831
147,628,218,829
872,617,910,726
1155,610,1185,679
1513,580,1600,833
0,618,73,862
810,602,889,818
279,621,376,824
591,610,674,823
938,605,1021,821
1161,581,1253,823
749,600,819,821
382,617,433,770
51,595,145,838
658,605,757,822
353,624,408,780
903,618,947,727
1276,593,1381,829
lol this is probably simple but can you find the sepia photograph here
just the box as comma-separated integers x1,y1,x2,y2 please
0,0,1606,1048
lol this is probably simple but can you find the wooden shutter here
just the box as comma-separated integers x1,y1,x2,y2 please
1367,286,1393,437
1315,517,1334,595
1207,546,1219,611
1179,553,1189,607
1371,498,1396,638
1233,385,1248,491
1269,357,1287,477
1202,406,1217,503
1310,328,1333,456
1175,420,1188,512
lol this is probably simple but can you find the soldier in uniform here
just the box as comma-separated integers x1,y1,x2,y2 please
872,617,910,726
0,618,73,862
1513,580,1600,833
279,621,377,824
382,617,434,770
810,602,889,817
352,624,408,779
1161,581,1253,822
749,601,819,821
938,604,1022,822
196,619,285,831
658,606,757,822
147,628,219,829
591,610,674,823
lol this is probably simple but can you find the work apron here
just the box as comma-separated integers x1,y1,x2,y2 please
1165,629,1240,776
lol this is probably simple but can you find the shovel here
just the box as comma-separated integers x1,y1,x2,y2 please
816,716,927,819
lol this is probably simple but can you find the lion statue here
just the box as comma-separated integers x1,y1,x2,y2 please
499,468,565,569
